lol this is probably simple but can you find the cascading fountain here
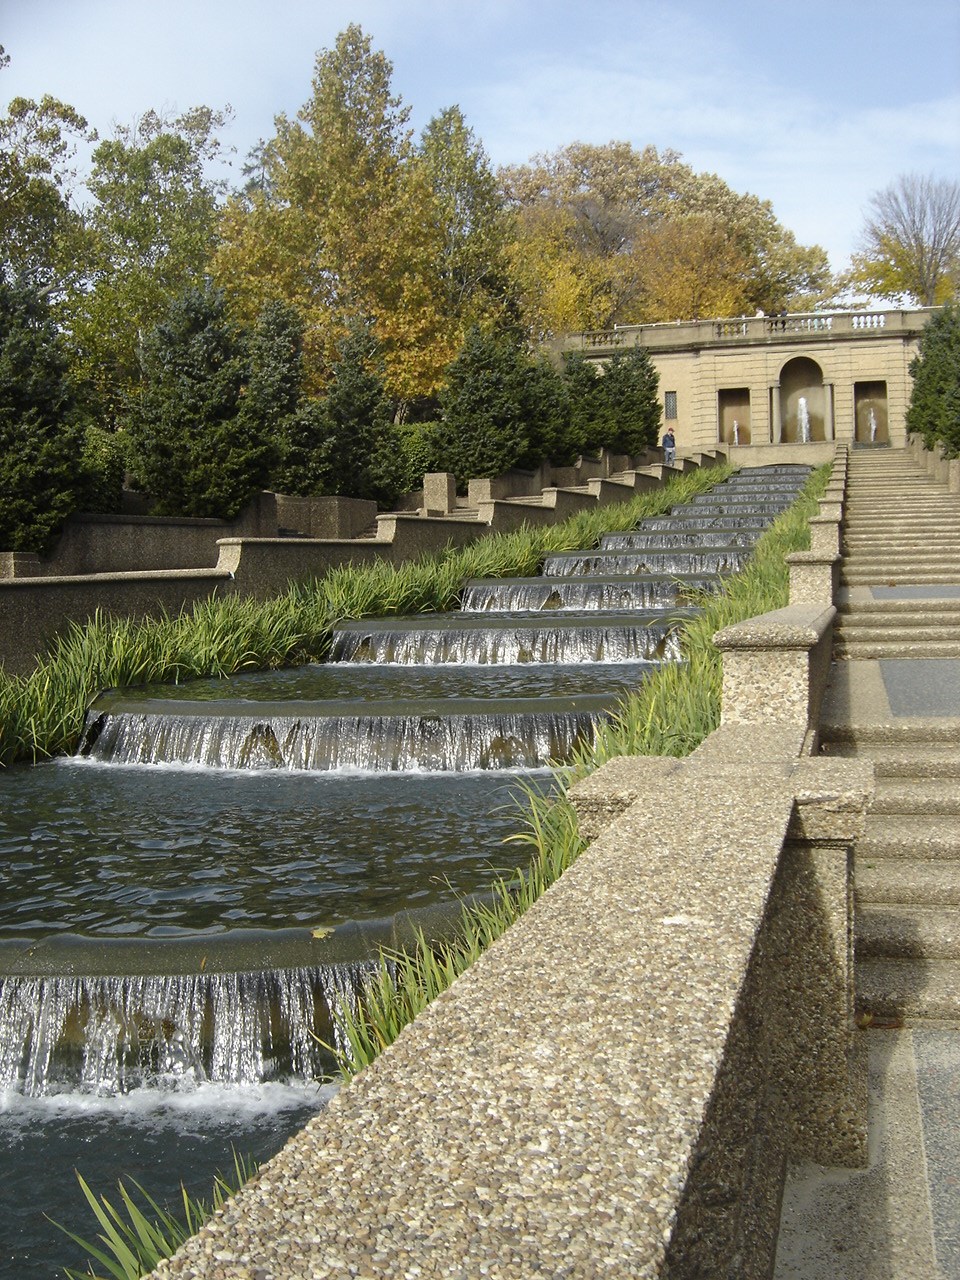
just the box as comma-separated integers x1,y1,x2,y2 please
0,464,812,1278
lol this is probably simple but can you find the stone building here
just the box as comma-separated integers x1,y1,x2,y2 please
553,307,937,464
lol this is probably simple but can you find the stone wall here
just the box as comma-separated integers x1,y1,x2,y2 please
0,453,725,675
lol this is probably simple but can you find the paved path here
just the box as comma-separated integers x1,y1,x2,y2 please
776,448,960,1279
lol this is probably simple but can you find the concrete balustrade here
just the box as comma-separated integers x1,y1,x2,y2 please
149,734,870,1280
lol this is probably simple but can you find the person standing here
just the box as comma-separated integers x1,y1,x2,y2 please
662,428,676,465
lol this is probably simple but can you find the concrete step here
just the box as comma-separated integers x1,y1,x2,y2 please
835,640,960,658
857,903,960,960
856,815,960,860
857,957,960,1023
838,601,960,619
857,859,960,907
821,720,960,748
822,744,960,778
841,571,960,586
870,778,960,815
835,624,960,641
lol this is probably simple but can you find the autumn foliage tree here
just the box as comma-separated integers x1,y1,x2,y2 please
213,25,454,405
500,141,831,336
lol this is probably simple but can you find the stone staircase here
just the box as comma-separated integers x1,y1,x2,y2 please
821,448,960,1025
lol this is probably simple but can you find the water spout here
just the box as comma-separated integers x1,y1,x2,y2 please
798,396,810,444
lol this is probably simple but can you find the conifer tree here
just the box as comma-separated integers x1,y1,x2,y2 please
0,272,85,550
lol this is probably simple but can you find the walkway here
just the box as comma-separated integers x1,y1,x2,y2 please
776,447,960,1279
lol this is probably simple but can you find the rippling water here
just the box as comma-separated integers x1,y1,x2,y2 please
0,763,547,940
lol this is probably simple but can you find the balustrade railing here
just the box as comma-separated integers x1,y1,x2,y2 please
566,306,931,354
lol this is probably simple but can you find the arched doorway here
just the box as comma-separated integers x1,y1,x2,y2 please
778,357,826,443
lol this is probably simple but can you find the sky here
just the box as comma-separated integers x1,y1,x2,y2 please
2,0,959,274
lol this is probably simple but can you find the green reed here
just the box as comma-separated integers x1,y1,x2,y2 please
56,1151,259,1280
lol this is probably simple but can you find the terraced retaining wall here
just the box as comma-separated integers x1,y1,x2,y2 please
147,447,875,1279
0,454,724,676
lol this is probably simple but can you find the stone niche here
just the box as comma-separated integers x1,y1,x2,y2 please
854,380,889,445
718,387,752,445
779,356,826,443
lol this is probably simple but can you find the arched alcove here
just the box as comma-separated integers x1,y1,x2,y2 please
779,357,825,443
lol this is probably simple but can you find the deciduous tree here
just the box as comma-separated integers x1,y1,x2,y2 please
418,106,518,340
0,69,93,296
214,25,453,404
850,174,960,305
63,107,229,419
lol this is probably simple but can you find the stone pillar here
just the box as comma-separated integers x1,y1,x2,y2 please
823,383,835,440
422,472,457,515
771,384,782,444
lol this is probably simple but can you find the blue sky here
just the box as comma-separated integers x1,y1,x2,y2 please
2,0,958,273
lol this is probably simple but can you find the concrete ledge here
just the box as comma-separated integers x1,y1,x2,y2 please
714,603,836,734
149,742,870,1280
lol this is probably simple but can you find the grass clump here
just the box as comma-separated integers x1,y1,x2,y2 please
56,1153,258,1280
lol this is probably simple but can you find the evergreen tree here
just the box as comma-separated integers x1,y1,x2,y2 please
241,300,305,442
596,345,662,456
274,319,396,503
518,355,574,467
436,328,531,484
128,285,273,518
907,304,960,453
0,271,85,551
562,351,604,456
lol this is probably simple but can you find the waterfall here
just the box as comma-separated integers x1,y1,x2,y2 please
79,703,612,771
459,575,718,612
329,621,683,665
542,549,749,577
0,965,364,1096
599,530,760,550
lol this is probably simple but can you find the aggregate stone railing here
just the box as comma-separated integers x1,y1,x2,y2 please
148,451,870,1278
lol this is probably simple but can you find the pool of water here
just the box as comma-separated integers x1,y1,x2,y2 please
0,1084,330,1280
0,763,546,941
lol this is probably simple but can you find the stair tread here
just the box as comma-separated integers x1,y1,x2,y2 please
857,957,960,1022
857,860,960,905
857,814,960,858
